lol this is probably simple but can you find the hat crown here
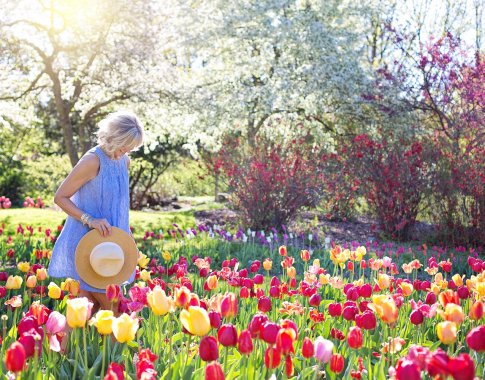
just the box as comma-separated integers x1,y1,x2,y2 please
90,242,125,277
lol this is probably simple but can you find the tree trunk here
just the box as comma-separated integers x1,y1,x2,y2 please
214,172,219,202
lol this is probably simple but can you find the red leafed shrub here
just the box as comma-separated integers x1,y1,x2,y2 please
214,136,326,229
341,134,432,240
321,152,361,221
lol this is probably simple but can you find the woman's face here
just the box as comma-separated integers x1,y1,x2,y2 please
113,146,131,160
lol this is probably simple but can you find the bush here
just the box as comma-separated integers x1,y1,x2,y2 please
215,136,327,230
341,134,433,240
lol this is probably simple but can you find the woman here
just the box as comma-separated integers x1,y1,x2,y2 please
48,111,144,312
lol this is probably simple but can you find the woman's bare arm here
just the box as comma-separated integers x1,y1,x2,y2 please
54,153,112,236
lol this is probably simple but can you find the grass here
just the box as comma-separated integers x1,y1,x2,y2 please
0,205,203,239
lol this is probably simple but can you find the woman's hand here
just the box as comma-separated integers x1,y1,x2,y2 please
89,218,112,237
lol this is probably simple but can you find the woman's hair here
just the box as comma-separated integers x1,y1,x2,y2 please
96,111,144,156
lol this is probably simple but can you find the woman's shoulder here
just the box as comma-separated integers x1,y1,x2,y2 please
76,151,100,174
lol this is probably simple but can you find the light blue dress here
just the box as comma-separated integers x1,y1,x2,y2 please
48,145,135,293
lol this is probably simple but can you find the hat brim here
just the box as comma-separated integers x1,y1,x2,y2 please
75,227,138,290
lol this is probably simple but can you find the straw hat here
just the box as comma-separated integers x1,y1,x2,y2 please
75,227,138,289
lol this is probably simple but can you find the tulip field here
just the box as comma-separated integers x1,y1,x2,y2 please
0,221,484,380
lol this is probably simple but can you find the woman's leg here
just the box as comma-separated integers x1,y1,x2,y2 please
91,291,120,316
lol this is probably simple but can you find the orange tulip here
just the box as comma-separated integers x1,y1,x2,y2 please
368,295,398,324
375,273,390,290
437,321,457,345
206,275,218,290
300,250,310,262
287,266,296,279
469,301,484,321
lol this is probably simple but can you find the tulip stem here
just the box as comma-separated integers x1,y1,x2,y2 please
223,345,229,375
101,334,107,378
182,334,192,377
83,327,88,370
73,329,80,380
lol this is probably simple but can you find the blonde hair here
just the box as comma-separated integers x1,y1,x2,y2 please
96,111,144,156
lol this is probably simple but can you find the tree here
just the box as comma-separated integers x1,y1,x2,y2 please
0,0,167,166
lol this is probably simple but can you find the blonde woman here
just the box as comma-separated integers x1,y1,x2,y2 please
48,111,144,312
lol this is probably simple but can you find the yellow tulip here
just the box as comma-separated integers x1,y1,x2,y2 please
17,262,30,273
147,285,173,316
399,282,413,297
368,295,398,324
112,313,139,343
355,246,366,260
319,273,330,285
451,274,464,287
61,278,80,296
66,297,92,328
6,275,23,290
48,282,62,299
437,321,457,345
439,304,465,325
162,251,171,261
287,266,296,279
180,306,211,336
36,268,47,281
26,275,37,289
140,269,151,282
90,310,114,335
137,252,149,269
263,259,272,271
375,273,390,290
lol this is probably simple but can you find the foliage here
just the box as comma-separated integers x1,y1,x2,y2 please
340,134,433,241
215,135,327,229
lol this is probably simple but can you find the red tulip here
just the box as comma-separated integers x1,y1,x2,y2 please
239,287,250,299
104,362,124,380
257,296,271,313
0,286,6,298
253,274,264,284
342,305,359,321
309,293,321,307
270,276,280,287
276,328,296,355
205,361,225,380
264,346,281,369
269,286,280,298
238,330,253,355
0,271,8,281
19,330,43,358
466,326,485,352
302,337,314,358
457,286,470,299
248,314,268,339
427,348,451,378
220,293,238,319
395,358,421,380
469,301,484,320
355,310,376,330
358,283,372,298
328,303,342,317
330,354,344,374
217,324,238,347
410,309,424,325
18,316,38,336
280,319,298,339
447,353,475,380
285,355,294,377
199,336,219,361
261,322,280,345
106,284,121,303
425,292,436,305
347,326,363,349
5,341,26,373
209,311,222,329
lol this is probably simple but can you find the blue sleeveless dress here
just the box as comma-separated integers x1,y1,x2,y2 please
48,145,135,293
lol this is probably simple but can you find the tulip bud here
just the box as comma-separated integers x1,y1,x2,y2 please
263,259,272,271
314,336,334,363
330,353,345,374
269,286,280,298
466,325,485,352
457,286,470,299
436,321,457,345
218,324,238,347
309,293,321,307
410,309,424,325
328,303,342,317
106,284,121,303
347,326,363,349
239,286,250,299
258,296,271,313
261,322,280,345
253,274,264,285
469,301,484,320
355,310,376,330
199,336,219,361
208,311,222,329
248,314,268,339
220,293,238,319
205,361,225,380
238,329,253,355
358,283,372,298
5,341,26,373
301,337,314,358
425,292,436,305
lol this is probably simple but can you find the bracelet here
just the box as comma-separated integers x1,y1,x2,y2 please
80,213,93,228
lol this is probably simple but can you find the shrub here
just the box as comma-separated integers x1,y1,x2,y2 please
341,134,433,240
215,136,327,230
